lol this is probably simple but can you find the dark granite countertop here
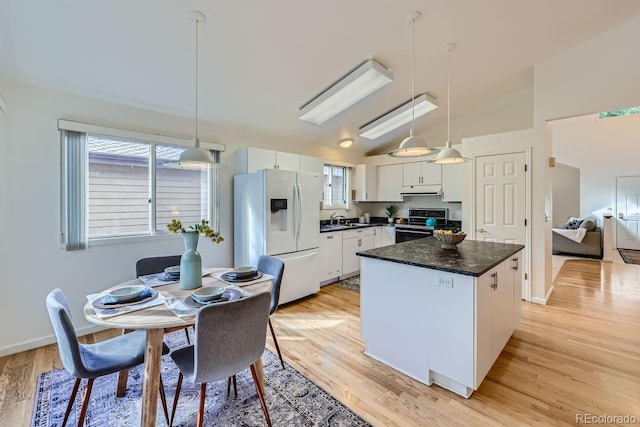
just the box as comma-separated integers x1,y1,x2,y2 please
356,237,524,277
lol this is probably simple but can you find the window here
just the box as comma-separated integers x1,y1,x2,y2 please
599,107,640,119
60,121,222,249
323,164,349,209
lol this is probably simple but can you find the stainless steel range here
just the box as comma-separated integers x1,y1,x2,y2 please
395,208,448,243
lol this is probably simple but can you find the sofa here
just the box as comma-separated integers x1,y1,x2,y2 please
552,216,603,259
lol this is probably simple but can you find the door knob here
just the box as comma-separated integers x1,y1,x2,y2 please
477,228,488,234
618,212,624,219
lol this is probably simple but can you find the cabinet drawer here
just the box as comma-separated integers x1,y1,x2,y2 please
342,227,374,239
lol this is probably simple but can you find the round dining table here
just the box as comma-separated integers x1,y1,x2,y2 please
83,268,272,427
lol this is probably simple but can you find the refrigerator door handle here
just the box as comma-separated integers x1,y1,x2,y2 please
295,183,302,243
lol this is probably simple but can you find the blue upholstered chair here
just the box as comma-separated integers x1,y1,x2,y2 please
257,255,286,369
169,292,273,427
45,288,170,427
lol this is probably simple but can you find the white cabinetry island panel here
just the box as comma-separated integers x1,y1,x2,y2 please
358,238,523,398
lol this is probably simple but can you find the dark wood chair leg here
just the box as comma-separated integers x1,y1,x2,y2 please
269,318,285,369
184,327,191,345
76,378,94,427
62,377,81,427
232,375,237,397
250,365,272,427
159,375,170,426
197,383,207,427
169,372,183,427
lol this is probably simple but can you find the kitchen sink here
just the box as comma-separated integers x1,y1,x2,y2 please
320,223,370,232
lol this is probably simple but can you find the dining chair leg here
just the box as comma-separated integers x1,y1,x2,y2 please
159,375,170,426
250,365,272,427
268,318,285,369
226,375,238,397
62,377,81,427
169,372,184,427
197,383,207,427
184,327,191,345
77,378,94,427
116,369,129,397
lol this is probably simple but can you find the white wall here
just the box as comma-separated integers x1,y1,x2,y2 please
551,163,580,226
534,13,640,301
551,113,640,222
0,81,361,356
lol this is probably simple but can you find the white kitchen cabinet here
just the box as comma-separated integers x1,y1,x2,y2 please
353,164,378,202
373,226,395,248
441,162,465,202
377,164,403,202
402,161,441,186
319,231,343,284
237,147,322,174
342,227,374,275
300,154,325,202
360,249,522,398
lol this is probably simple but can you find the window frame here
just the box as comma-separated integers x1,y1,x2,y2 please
59,120,225,248
322,163,349,210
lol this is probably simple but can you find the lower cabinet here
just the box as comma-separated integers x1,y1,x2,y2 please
319,231,342,284
342,228,374,276
373,225,395,248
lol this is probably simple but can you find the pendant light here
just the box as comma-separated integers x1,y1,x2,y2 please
166,11,215,169
432,43,467,165
388,11,438,158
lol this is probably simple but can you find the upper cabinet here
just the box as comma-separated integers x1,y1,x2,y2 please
402,161,441,186
441,162,466,202
353,164,378,202
377,164,403,202
236,147,324,201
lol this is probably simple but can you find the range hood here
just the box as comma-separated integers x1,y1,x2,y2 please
401,184,442,196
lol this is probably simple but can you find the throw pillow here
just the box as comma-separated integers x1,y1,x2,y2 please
564,218,582,229
580,216,597,231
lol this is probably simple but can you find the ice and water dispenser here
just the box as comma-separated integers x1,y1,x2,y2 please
270,198,288,231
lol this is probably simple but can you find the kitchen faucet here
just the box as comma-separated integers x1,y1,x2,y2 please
330,212,346,225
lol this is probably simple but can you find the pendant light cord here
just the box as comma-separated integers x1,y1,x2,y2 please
410,17,416,135
447,45,451,148
194,18,199,145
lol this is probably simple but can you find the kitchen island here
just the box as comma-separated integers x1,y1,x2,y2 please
356,237,524,398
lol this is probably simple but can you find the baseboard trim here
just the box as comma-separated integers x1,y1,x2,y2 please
531,285,554,305
0,324,106,358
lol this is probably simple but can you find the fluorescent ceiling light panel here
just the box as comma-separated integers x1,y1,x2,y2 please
298,59,393,125
359,94,438,140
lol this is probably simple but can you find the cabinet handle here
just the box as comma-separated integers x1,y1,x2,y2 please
512,257,519,271
491,272,498,290
327,235,334,239
358,238,362,247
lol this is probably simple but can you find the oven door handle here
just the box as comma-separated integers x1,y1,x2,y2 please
397,229,432,234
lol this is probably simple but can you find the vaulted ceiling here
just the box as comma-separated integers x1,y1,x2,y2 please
2,0,640,155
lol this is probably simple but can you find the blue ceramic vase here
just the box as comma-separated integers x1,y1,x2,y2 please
180,232,202,290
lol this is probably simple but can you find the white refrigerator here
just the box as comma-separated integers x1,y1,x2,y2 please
234,169,320,304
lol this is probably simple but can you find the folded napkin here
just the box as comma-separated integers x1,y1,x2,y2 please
100,287,152,305
190,293,231,305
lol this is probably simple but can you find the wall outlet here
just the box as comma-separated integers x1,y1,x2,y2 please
437,275,453,288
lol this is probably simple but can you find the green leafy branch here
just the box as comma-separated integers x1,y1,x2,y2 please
167,219,224,244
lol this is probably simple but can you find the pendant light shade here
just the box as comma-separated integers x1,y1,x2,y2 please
433,43,468,165
388,11,438,158
166,11,215,169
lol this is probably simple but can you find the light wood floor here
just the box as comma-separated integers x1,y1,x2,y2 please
3,259,640,426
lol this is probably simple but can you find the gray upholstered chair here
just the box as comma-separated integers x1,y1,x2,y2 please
45,288,170,427
169,292,272,427
135,255,181,277
136,255,193,344
257,254,286,369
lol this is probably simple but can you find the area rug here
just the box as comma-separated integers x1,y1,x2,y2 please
336,275,360,292
618,249,640,264
32,332,371,427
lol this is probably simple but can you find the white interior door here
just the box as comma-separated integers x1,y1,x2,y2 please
475,152,527,244
475,151,528,300
616,176,640,250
